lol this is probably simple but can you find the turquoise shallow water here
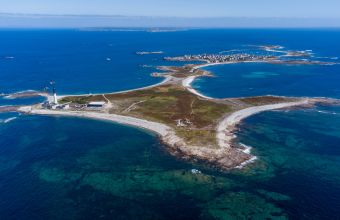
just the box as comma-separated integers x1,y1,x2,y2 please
1,107,339,219
194,63,340,98
236,105,340,219
0,116,201,219
1,29,340,219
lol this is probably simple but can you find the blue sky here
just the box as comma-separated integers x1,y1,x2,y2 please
1,0,340,18
1,0,340,27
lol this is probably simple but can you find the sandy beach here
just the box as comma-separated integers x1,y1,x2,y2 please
216,99,310,167
18,107,188,149
190,61,235,72
182,75,213,99
18,97,313,170
58,75,173,99
184,61,272,100
216,99,310,148
20,108,171,136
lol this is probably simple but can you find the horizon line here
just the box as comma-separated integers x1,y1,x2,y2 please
1,12,340,20
1,13,340,28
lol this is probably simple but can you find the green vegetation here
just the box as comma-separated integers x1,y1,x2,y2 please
60,85,232,146
58,65,298,148
238,96,297,106
108,85,232,146
60,95,105,104
114,86,231,127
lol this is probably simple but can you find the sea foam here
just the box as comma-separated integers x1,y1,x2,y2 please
0,117,17,124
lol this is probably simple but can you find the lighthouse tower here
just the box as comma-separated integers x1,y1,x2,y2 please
53,86,58,105
50,81,58,105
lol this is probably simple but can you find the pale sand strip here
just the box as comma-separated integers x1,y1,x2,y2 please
184,61,244,100
185,60,281,100
216,99,310,168
20,108,170,136
182,76,213,100
58,76,172,99
190,60,264,73
18,107,185,148
190,61,234,72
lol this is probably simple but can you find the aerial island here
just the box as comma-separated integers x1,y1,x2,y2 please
5,45,338,170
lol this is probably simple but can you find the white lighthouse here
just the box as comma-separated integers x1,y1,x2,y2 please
50,81,58,105
53,87,58,105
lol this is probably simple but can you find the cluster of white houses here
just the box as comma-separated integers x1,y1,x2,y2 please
164,53,274,63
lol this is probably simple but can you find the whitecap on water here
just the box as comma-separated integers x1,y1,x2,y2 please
0,117,17,124
316,110,338,115
239,143,253,154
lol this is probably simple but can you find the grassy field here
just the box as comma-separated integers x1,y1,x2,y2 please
59,83,298,147
236,96,298,106
59,60,296,148
60,85,232,146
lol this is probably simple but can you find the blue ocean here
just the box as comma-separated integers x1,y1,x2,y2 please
1,29,340,219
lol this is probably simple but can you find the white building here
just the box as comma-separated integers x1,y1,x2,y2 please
87,101,106,108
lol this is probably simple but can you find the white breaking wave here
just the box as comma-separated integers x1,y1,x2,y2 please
239,143,253,154
315,56,338,60
0,117,17,124
316,110,338,115
235,143,258,169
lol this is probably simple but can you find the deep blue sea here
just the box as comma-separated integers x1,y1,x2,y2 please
1,29,340,219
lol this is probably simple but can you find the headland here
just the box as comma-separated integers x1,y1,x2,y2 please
13,45,340,170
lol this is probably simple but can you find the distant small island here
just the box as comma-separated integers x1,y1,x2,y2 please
164,47,333,66
8,45,339,170
136,51,164,55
